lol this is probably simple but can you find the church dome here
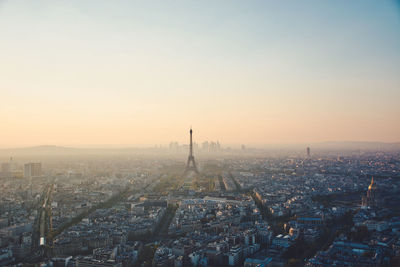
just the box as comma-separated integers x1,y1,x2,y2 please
368,177,376,190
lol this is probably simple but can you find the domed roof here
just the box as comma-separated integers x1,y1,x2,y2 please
368,177,376,190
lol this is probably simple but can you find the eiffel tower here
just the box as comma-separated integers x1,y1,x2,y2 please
184,128,199,174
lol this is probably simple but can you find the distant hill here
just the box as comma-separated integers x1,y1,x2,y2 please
0,145,147,158
0,145,78,155
311,141,400,151
0,141,398,158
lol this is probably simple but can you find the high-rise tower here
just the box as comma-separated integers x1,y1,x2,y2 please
24,163,42,178
185,128,199,174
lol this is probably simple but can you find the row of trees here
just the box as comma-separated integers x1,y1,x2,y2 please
47,186,132,242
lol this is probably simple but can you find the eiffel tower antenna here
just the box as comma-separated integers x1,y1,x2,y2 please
184,127,199,174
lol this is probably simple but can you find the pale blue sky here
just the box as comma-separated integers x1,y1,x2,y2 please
0,1,399,146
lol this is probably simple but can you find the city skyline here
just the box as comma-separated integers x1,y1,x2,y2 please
1,1,399,147
2,2,400,266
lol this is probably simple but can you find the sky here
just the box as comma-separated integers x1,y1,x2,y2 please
0,0,399,148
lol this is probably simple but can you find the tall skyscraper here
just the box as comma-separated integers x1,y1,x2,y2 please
24,163,42,178
306,147,311,157
184,128,199,174
202,141,209,152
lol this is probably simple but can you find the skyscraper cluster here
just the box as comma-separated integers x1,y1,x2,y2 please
201,141,221,152
168,140,222,152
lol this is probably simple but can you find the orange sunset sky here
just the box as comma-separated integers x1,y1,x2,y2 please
1,1,399,147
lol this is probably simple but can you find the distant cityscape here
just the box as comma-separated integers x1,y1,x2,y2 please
0,130,399,267
1,0,399,266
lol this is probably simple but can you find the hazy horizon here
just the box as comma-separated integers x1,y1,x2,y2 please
0,140,400,151
1,1,399,147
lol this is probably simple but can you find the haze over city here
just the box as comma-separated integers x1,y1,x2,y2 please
1,2,400,267
1,0,399,148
